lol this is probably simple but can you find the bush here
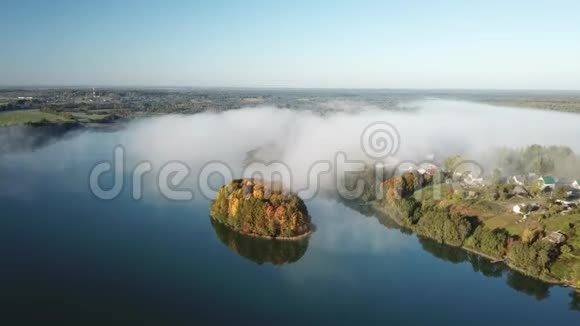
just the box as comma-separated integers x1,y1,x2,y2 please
414,209,472,245
561,244,572,255
400,197,421,224
507,241,558,276
554,186,568,200
469,226,508,258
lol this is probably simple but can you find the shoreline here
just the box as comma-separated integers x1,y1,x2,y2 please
364,201,579,291
209,217,313,241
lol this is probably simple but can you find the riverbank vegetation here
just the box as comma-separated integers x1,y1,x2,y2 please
349,146,580,289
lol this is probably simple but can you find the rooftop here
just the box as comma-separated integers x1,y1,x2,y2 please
541,176,556,184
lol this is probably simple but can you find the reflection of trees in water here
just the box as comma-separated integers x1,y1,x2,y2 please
418,236,469,264
420,237,504,278
570,291,580,311
330,198,580,310
506,271,550,301
417,236,554,300
339,199,414,235
210,219,309,265
468,254,503,278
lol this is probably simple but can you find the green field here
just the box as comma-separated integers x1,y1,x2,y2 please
0,110,116,127
543,213,580,283
70,112,110,123
542,213,580,233
541,213,580,254
0,110,74,127
413,184,545,237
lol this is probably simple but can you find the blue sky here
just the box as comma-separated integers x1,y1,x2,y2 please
1,0,579,89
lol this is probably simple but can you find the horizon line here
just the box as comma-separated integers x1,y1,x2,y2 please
1,85,580,93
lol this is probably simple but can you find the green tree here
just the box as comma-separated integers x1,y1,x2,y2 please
443,155,463,173
491,168,502,184
470,226,508,258
553,186,568,200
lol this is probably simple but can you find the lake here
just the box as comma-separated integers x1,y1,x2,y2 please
1,110,579,325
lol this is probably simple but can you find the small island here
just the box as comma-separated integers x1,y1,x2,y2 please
210,178,312,239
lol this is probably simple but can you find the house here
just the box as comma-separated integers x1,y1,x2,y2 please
572,180,580,190
555,199,578,210
463,172,484,187
544,231,566,244
415,162,438,177
513,203,539,215
512,185,530,197
538,176,557,190
509,175,526,186
425,168,438,176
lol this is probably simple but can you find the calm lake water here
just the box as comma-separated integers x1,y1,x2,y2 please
1,124,579,325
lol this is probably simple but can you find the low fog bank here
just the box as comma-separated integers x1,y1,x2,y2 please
0,124,81,154
119,99,580,193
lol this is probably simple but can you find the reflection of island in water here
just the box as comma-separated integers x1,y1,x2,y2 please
210,219,310,265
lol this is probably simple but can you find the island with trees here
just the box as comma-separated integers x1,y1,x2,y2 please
210,178,312,239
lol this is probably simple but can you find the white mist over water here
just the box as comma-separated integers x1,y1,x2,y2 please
117,99,580,194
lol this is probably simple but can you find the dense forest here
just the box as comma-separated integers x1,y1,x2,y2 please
210,179,311,239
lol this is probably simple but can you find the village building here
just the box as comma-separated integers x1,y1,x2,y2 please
538,176,556,190
512,185,529,197
417,162,438,176
462,172,484,187
544,231,567,244
555,199,578,211
512,203,539,215
509,175,526,186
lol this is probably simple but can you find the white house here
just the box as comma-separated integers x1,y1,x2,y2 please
509,175,526,186
513,203,539,215
463,172,484,187
544,231,566,244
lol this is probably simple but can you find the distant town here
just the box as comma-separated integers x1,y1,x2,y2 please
2,88,580,129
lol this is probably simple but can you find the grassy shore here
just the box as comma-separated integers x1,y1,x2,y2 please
0,109,119,127
365,196,579,291
0,110,74,127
